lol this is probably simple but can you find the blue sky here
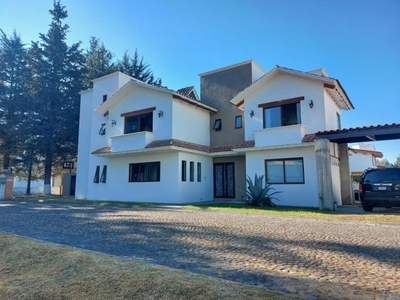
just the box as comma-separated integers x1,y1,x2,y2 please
1,0,399,162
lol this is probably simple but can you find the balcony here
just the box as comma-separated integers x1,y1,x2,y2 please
254,124,307,147
111,131,156,152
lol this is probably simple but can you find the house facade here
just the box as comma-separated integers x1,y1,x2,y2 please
76,60,354,208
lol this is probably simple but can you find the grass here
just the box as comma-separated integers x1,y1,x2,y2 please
0,233,294,300
186,203,400,225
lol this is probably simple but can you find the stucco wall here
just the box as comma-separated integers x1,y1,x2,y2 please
245,145,319,207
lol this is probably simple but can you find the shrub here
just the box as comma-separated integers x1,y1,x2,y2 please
243,174,280,207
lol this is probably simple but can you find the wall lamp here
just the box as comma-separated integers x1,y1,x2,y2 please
309,100,314,109
158,110,164,118
250,110,254,118
111,120,116,126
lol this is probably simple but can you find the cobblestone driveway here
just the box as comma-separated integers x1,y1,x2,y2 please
0,201,399,300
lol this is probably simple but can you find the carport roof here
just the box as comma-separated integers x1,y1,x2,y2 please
303,123,400,144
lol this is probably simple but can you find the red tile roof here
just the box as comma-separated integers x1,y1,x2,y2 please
349,148,383,158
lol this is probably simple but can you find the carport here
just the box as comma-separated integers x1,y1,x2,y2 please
313,123,400,210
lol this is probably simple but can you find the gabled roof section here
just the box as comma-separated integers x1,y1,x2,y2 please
230,65,354,110
198,59,266,77
177,86,199,100
95,79,217,115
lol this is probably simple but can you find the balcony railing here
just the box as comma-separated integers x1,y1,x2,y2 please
111,131,156,152
254,124,307,147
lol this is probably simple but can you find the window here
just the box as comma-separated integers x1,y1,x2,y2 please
265,158,304,184
102,94,108,103
190,161,194,182
263,103,301,128
99,123,106,135
181,160,187,181
213,119,221,131
129,162,160,182
197,162,202,182
124,112,153,134
100,165,107,183
336,112,342,130
235,115,242,129
93,166,100,183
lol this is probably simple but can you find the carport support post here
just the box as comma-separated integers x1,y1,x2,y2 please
316,139,334,210
338,143,353,205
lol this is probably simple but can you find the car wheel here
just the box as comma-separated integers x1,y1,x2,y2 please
362,204,373,212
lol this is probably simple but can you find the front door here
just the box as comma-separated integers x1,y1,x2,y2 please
214,163,235,198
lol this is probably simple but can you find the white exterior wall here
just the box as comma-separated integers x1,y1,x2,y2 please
172,101,210,146
85,151,213,204
244,74,326,143
323,89,342,130
245,145,319,207
349,153,376,173
177,152,213,203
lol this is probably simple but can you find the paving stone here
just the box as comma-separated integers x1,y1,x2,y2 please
0,200,399,299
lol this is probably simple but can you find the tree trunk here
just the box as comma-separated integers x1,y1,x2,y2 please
26,158,33,195
44,144,53,195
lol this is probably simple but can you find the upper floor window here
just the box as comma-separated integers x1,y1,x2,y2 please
336,112,342,130
259,96,304,129
213,119,222,131
99,123,106,135
121,107,155,134
235,115,242,129
102,94,108,103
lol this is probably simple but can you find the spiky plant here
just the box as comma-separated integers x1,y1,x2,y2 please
244,174,280,207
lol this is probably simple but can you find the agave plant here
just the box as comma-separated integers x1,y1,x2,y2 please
244,174,280,207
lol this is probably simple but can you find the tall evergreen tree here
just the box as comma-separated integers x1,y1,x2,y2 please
0,29,29,170
117,49,162,86
83,36,115,88
28,1,84,194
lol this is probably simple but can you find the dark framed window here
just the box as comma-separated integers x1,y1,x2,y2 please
263,102,301,128
102,94,108,103
197,162,202,182
190,161,194,182
213,119,222,131
124,112,153,134
235,115,242,129
265,158,304,184
100,165,107,183
181,160,187,181
93,166,100,183
99,123,106,135
129,162,160,182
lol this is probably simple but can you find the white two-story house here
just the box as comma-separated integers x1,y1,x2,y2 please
76,60,354,208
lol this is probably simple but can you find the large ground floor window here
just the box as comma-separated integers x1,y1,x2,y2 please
129,162,160,182
265,158,304,184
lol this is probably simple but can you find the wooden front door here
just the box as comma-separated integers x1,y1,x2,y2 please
214,163,235,198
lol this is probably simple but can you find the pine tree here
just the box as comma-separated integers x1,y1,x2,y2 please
117,49,162,86
83,36,116,88
0,29,30,170
28,1,84,194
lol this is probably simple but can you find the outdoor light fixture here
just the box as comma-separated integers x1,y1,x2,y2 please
158,110,164,118
250,110,254,118
111,120,116,126
309,100,314,109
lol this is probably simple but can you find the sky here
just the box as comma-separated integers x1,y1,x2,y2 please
1,0,399,162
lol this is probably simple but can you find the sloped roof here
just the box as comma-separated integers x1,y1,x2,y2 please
349,148,383,158
303,123,400,144
230,65,353,110
95,79,217,115
91,139,255,156
177,86,199,100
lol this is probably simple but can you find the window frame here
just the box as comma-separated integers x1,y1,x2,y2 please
99,123,106,135
265,157,305,184
189,161,194,182
181,160,187,181
100,165,107,183
197,162,202,182
235,115,242,129
128,162,160,182
93,166,100,183
121,107,155,134
213,119,222,131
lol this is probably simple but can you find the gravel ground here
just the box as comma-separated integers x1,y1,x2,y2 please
0,200,399,300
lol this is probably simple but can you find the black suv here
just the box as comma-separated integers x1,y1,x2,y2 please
359,168,400,212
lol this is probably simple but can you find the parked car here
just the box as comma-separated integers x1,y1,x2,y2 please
359,168,400,212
